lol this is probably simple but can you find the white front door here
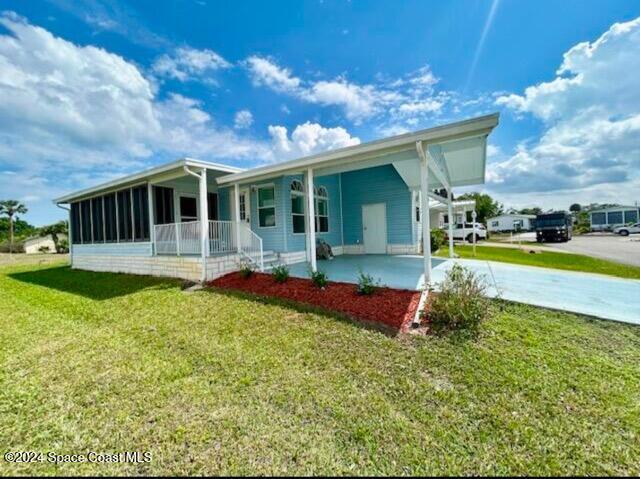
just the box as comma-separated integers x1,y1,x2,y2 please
362,203,387,254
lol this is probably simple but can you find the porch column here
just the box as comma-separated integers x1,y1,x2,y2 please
199,169,209,259
417,141,432,286
147,182,155,256
305,167,317,272
447,189,454,258
234,183,241,253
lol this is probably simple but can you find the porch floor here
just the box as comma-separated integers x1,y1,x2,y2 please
287,254,640,324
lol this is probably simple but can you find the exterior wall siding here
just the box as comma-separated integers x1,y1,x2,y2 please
340,164,413,247
73,242,153,256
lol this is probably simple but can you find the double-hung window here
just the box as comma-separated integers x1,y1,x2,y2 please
291,180,305,233
315,186,329,233
258,185,276,227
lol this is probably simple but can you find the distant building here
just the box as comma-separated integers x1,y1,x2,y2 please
589,206,639,231
487,214,536,232
23,234,66,254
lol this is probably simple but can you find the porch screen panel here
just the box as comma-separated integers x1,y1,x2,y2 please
208,193,219,221
80,199,92,244
103,193,117,242
117,189,133,242
624,210,638,223
607,211,623,225
70,202,81,244
132,185,150,241
591,212,606,225
153,186,174,225
91,197,104,243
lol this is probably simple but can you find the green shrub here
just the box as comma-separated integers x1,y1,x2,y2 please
427,264,491,335
310,269,328,288
430,228,445,253
238,260,255,279
57,238,69,254
272,264,290,283
356,271,380,295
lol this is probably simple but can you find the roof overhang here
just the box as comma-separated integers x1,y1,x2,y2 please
54,158,243,204
217,113,499,188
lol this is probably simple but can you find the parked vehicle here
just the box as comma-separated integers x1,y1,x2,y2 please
446,222,487,243
535,212,572,242
613,223,640,236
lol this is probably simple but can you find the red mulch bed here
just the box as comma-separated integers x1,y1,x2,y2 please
209,272,422,332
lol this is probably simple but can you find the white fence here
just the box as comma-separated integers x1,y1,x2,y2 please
154,220,263,270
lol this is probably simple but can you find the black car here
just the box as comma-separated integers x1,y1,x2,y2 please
535,212,572,242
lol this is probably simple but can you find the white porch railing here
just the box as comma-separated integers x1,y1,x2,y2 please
154,220,263,270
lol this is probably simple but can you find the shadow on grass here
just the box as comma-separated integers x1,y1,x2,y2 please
207,285,400,337
9,265,177,300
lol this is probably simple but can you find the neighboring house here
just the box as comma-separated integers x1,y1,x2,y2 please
487,214,536,232
590,205,640,231
54,114,499,284
23,234,67,254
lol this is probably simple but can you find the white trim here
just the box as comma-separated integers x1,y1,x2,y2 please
306,168,317,272
338,173,344,247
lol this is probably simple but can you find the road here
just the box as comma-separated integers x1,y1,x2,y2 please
546,233,640,267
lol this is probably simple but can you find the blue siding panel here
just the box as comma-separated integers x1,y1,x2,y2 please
340,164,412,245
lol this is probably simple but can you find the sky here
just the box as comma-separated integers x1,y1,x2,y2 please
1,0,639,225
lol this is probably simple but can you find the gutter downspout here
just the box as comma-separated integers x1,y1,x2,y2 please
55,202,71,262
184,166,209,283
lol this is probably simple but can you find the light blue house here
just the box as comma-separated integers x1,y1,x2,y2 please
55,113,499,285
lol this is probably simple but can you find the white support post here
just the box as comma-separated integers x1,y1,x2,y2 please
447,189,454,258
472,210,477,257
417,141,432,287
306,167,317,272
147,182,155,255
234,183,241,254
199,169,209,258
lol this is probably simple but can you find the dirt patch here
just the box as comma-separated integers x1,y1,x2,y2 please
209,272,422,332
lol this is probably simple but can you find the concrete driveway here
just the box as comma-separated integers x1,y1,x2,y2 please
546,233,640,267
288,255,640,325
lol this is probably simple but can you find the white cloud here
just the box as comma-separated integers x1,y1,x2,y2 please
152,47,231,82
491,17,640,198
245,56,446,124
234,110,254,129
268,122,360,159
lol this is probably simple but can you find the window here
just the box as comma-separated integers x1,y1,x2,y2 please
208,192,218,221
591,212,606,225
117,189,133,242
104,193,117,242
492,220,499,227
624,209,638,224
258,185,276,227
315,186,328,233
153,186,174,225
132,185,149,241
291,180,305,234
91,197,104,243
80,199,92,244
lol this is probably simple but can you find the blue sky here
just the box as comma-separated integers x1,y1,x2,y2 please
1,0,639,225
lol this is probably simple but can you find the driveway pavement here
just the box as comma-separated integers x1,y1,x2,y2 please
288,255,640,325
546,233,640,267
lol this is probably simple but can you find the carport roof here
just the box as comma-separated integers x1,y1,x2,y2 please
217,113,499,188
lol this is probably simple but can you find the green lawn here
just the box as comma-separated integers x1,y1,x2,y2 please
436,244,640,279
2,260,640,475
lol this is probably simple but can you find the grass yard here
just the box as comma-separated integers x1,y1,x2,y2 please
436,244,640,279
1,259,640,475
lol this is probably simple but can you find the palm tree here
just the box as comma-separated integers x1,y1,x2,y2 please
0,200,28,254
39,220,69,253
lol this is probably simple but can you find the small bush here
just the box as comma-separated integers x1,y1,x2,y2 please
57,239,69,254
310,269,328,288
430,228,445,253
356,271,380,295
427,264,491,335
238,260,255,279
39,245,51,253
272,264,290,283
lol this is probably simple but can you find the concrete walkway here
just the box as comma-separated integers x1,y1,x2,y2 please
288,255,640,325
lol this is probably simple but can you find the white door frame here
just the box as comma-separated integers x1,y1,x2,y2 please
362,202,387,254
231,188,251,225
